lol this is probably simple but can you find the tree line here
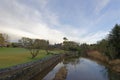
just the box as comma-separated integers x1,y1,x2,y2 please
90,24,120,59
62,24,120,59
0,24,120,59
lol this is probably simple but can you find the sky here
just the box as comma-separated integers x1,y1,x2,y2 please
0,0,120,44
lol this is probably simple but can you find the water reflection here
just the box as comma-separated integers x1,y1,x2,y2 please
42,63,64,80
53,66,67,80
30,61,60,80
32,57,120,80
108,69,120,80
65,58,109,80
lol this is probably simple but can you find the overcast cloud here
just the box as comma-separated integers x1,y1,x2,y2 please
0,0,120,44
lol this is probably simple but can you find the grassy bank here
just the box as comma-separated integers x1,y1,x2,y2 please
87,51,120,72
0,48,63,69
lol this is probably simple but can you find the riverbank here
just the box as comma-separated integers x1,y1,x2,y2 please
87,51,120,73
0,54,63,80
42,57,120,80
0,52,78,80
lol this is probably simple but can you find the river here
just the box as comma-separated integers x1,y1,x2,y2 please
32,57,120,80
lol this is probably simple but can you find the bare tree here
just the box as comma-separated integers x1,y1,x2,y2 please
0,33,9,47
19,37,49,58
0,33,5,47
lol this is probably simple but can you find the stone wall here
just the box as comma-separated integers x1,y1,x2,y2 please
0,54,64,80
0,52,78,80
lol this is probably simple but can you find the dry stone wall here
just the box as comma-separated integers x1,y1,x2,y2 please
0,52,78,80
0,54,63,80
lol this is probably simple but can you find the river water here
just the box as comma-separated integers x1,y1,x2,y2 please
32,57,120,80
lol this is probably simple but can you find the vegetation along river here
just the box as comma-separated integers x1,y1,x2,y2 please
31,57,120,80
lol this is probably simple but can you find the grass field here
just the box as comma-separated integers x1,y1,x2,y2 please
0,48,64,69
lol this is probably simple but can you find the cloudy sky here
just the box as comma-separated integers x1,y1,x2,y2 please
0,0,120,44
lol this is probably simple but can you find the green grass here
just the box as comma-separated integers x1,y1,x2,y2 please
48,49,65,54
0,48,64,69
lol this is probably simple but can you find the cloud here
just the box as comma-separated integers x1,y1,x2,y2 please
0,0,65,43
94,0,110,13
0,23,65,43
0,27,38,38
0,0,113,44
79,31,109,44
